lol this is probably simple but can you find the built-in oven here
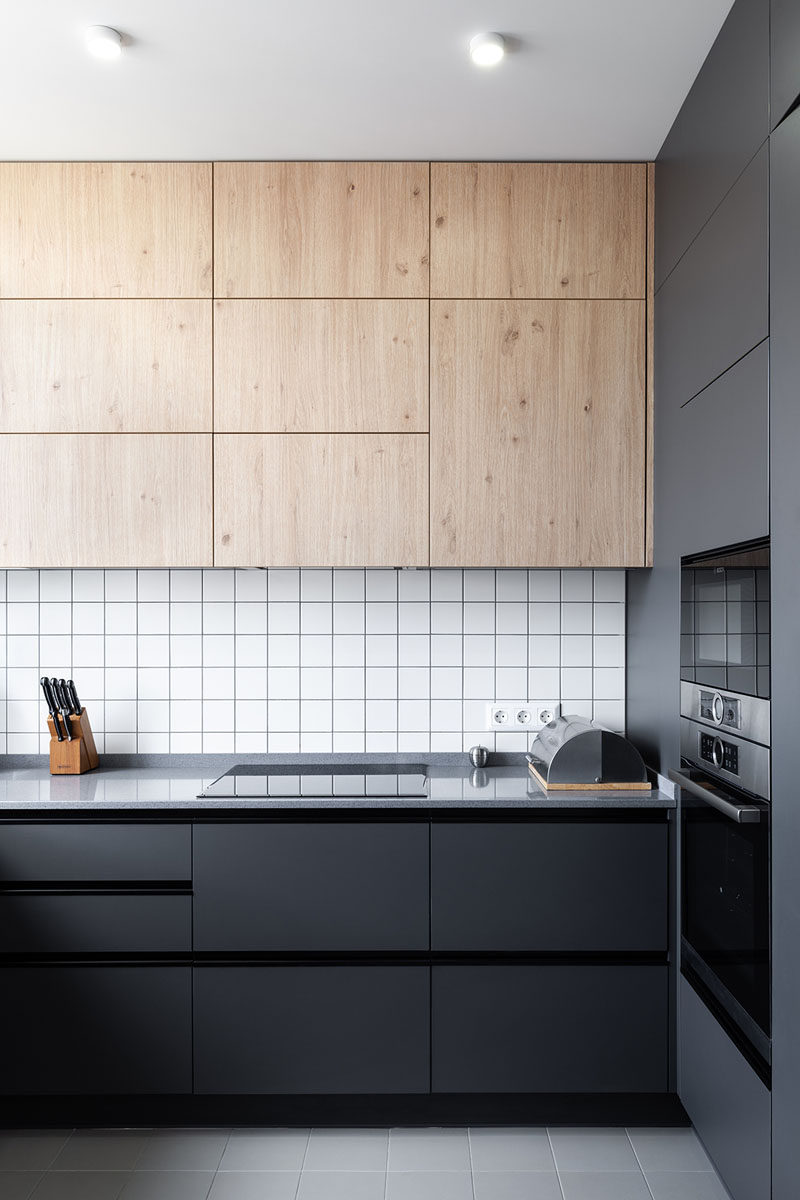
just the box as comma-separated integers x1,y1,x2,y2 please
673,539,771,1084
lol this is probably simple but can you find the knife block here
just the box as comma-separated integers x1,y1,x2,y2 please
48,709,99,775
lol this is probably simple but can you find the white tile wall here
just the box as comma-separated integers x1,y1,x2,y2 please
0,569,626,755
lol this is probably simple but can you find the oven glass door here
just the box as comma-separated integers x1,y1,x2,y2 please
681,781,770,1052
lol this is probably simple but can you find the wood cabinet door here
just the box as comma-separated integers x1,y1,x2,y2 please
0,163,212,298
0,434,212,567
0,300,212,432
214,162,429,298
214,433,428,566
214,299,427,432
430,299,645,567
431,163,646,299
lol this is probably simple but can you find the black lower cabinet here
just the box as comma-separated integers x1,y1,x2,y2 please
432,965,668,1093
194,965,430,1094
0,965,192,1094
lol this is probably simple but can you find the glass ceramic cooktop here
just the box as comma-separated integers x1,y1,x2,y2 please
199,763,429,800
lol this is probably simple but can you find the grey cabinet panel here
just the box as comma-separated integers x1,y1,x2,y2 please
771,0,800,129
194,965,429,1094
679,977,770,1200
768,102,800,1200
0,894,191,954
0,823,190,882
431,820,667,952
432,965,668,1093
656,0,769,287
193,821,428,951
668,341,769,557
657,142,768,407
0,966,191,1094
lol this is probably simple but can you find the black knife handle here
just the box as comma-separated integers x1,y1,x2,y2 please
67,679,82,715
41,677,64,741
52,678,74,741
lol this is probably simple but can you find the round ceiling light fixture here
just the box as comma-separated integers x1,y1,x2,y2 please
85,25,123,60
469,32,506,67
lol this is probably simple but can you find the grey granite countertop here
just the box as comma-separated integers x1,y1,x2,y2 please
0,753,675,811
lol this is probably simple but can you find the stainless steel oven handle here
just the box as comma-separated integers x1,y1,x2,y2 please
669,768,762,823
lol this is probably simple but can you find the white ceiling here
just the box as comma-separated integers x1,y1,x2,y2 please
0,0,735,161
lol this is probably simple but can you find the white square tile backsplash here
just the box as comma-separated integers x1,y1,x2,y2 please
0,568,626,755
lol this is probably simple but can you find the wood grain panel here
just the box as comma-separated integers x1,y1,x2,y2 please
215,434,428,566
214,162,429,298
431,163,646,299
430,300,645,567
0,435,212,567
0,163,212,298
214,299,428,432
0,301,212,432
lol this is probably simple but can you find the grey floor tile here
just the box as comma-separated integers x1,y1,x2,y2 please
548,1128,639,1172
217,1132,309,1173
50,1134,150,1173
0,1135,71,1172
473,1170,563,1199
29,1171,129,1200
207,1173,300,1200
118,1171,215,1200
469,1128,554,1173
627,1128,714,1173
388,1129,471,1173
645,1171,733,1200
135,1132,230,1172
0,1174,43,1200
296,1170,386,1199
303,1130,388,1172
385,1172,473,1200
559,1170,652,1200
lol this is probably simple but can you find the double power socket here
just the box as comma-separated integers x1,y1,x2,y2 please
486,701,561,730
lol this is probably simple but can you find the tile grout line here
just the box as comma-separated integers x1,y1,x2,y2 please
292,1128,312,1200
545,1128,567,1200
625,1129,658,1200
466,1126,477,1200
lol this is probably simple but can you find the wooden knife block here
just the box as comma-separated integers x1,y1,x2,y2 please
48,709,99,775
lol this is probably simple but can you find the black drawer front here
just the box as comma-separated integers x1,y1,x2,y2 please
0,824,191,882
0,965,192,1094
0,894,191,955
194,965,430,1094
194,822,429,951
431,820,667,952
432,964,668,1093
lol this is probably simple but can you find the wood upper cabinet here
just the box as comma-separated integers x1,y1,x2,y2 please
214,299,427,432
214,162,429,298
0,163,212,298
431,163,646,299
215,434,428,566
0,300,212,432
0,435,212,567
430,300,645,567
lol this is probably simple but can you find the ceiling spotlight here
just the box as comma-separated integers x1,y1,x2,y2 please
469,32,506,67
85,25,123,60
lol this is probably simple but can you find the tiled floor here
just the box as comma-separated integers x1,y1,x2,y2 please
0,1127,733,1200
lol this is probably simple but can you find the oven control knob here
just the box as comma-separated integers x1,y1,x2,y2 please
711,693,724,725
712,737,725,769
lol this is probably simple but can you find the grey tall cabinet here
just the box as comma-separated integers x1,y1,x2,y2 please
627,0,800,1195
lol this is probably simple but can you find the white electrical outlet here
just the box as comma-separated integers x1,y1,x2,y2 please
533,702,561,727
487,702,558,729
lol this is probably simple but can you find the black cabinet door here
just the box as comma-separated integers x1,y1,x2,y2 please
656,0,769,287
0,894,191,954
656,142,769,410
771,0,800,129
431,820,667,952
194,965,430,1094
0,823,191,882
433,965,668,1093
0,966,191,1094
194,822,429,951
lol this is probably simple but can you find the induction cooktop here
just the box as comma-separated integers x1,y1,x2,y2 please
198,763,429,800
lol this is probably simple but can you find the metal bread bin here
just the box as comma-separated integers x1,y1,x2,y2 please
527,714,650,790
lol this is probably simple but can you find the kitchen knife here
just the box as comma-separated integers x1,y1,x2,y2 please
66,679,82,715
40,676,64,741
51,678,74,741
